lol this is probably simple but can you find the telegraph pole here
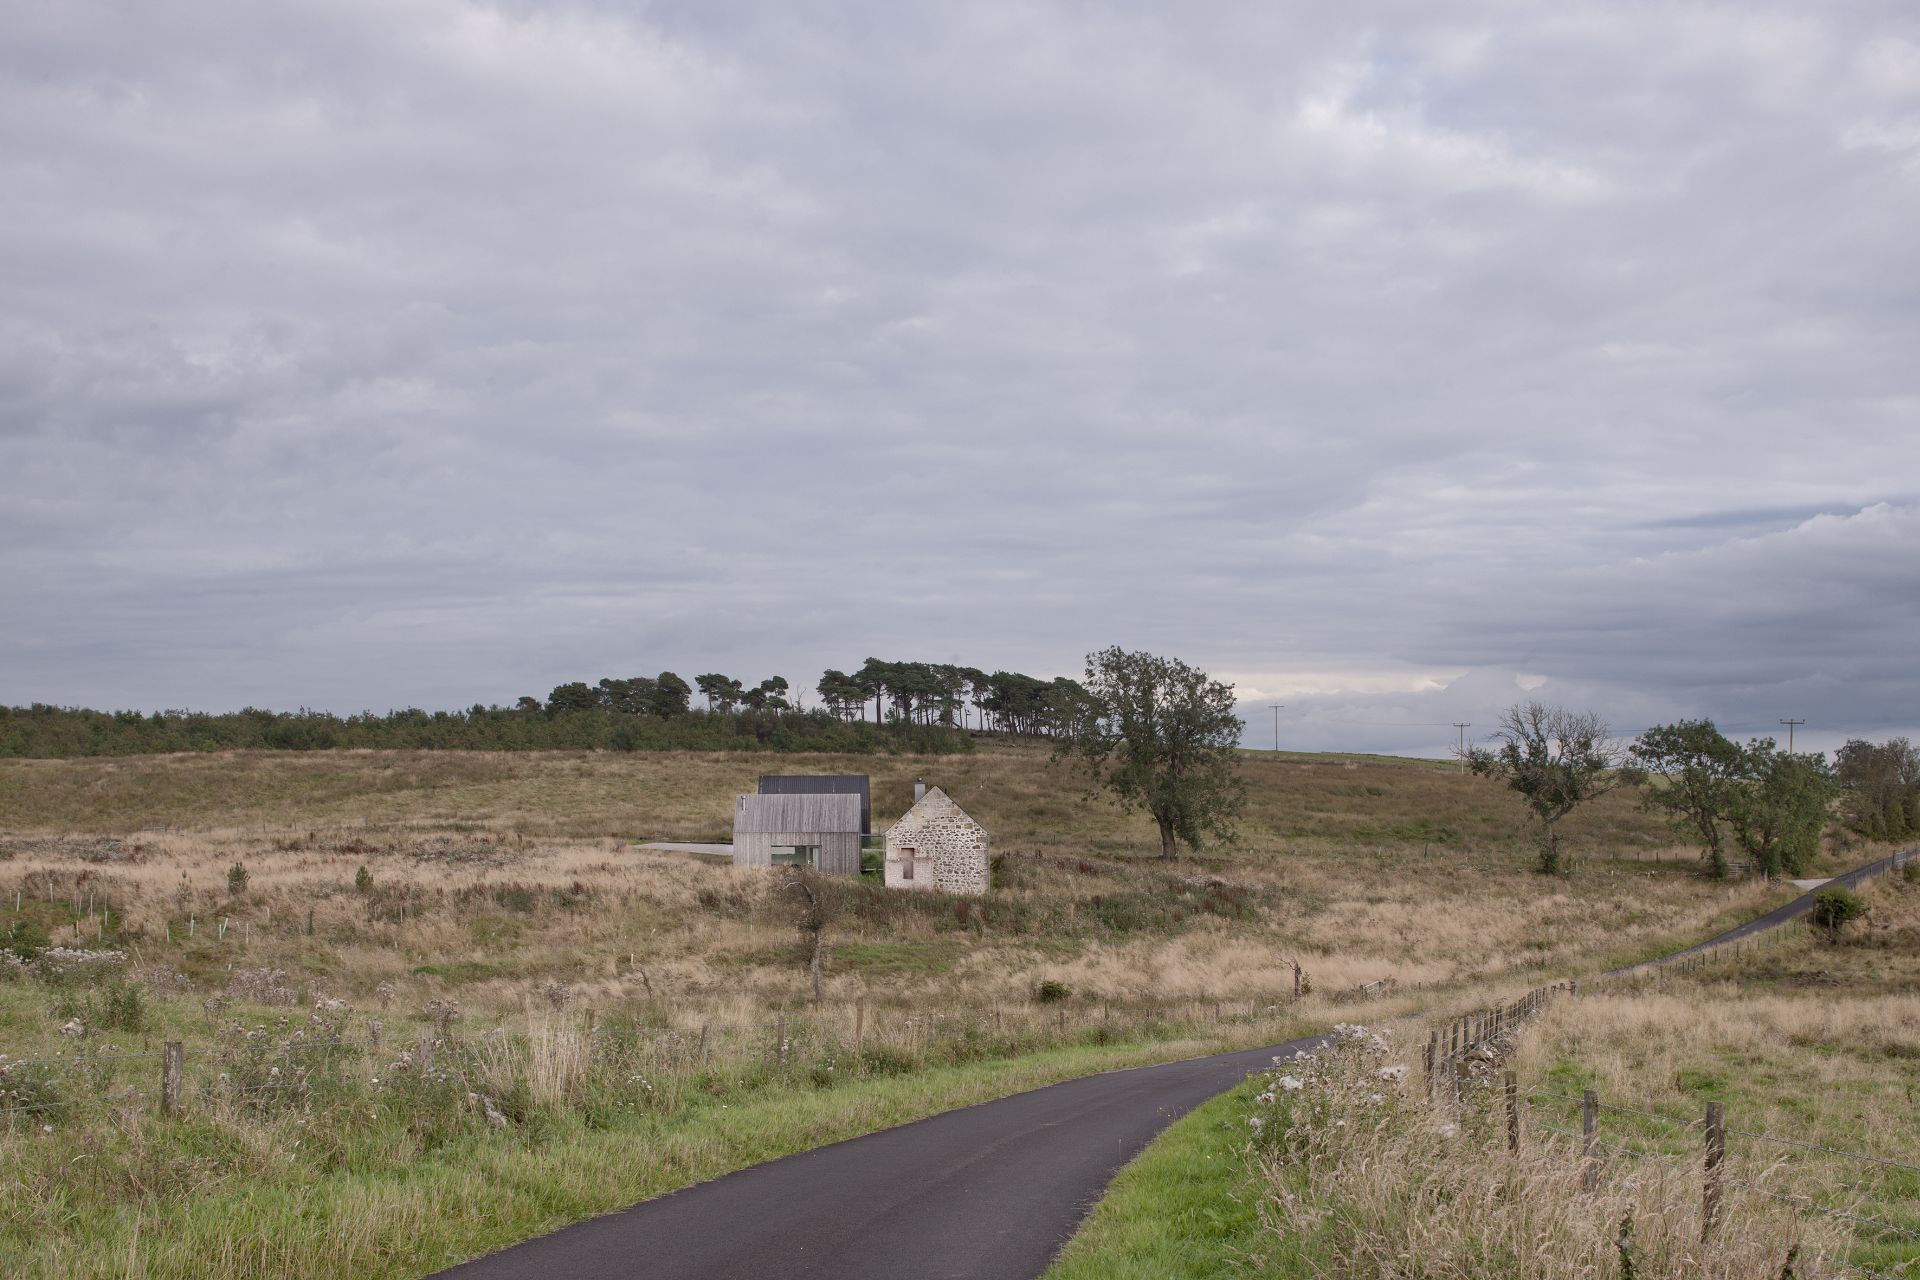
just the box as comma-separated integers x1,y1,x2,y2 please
1269,705,1284,753
1453,722,1472,770
1779,718,1805,752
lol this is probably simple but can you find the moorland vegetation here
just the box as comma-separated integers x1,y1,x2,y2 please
0,738,1820,1278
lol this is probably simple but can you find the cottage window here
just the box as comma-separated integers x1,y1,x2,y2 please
770,845,820,867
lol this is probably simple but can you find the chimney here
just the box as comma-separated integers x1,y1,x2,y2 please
914,777,926,803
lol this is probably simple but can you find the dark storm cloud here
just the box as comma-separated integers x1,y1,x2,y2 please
1,1,1917,751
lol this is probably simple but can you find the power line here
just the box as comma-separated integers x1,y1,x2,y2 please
1779,718,1805,752
1268,704,1284,753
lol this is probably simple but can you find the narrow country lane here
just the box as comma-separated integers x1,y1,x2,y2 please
433,849,1909,1280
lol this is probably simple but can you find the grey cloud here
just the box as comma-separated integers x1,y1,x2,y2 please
2,2,1917,747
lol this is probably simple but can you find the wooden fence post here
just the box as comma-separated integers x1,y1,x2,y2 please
161,1041,183,1116
1702,1101,1726,1241
1505,1071,1520,1153
698,1023,710,1065
854,999,866,1057
1581,1089,1599,1191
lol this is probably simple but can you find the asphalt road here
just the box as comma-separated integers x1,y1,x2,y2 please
432,1034,1324,1280
434,849,1909,1280
1615,848,1907,973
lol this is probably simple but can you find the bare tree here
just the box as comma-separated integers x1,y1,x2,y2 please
780,868,844,1004
1468,703,1630,874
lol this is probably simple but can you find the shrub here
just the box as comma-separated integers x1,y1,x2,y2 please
3,916,50,962
101,979,145,1031
1811,886,1867,939
355,865,374,894
1034,978,1071,1003
227,862,249,896
1902,860,1919,885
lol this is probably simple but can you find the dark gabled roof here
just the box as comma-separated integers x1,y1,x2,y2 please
758,774,871,834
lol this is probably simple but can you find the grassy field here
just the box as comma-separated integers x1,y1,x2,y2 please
0,1020,1309,1280
1516,866,1920,1275
1053,866,1919,1279
0,741,1849,1276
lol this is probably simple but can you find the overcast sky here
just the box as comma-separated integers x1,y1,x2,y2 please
3,1,1917,756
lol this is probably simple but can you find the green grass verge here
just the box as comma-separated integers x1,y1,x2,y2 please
1042,1078,1271,1280
3,1025,1302,1280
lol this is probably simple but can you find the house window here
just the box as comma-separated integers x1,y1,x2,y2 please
771,844,820,867
899,847,917,881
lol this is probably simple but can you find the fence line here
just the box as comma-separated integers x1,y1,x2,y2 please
1516,1080,1920,1272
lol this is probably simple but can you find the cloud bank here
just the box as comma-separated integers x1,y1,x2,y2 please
2,2,1916,754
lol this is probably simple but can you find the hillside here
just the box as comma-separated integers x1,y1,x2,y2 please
0,740,1834,1278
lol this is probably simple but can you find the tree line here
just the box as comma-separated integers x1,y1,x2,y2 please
0,657,1095,759
0,702,970,759
814,659,1090,735
1467,703,1918,878
535,659,1090,734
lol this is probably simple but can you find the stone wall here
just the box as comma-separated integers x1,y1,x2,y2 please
883,787,989,896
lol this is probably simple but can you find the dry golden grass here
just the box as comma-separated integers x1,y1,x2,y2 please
1247,1025,1857,1279
1506,873,1920,1273
0,738,1683,856
0,742,1811,1056
0,743,1897,1280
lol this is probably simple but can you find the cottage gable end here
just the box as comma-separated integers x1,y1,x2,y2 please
882,786,989,895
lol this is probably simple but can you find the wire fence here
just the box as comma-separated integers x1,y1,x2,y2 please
1511,1081,1920,1276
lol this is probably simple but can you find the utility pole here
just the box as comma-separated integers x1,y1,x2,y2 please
1269,705,1284,753
1453,722,1472,770
1779,718,1805,752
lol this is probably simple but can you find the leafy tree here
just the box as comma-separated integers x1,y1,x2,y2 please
545,682,599,715
1726,740,1836,878
1058,647,1246,860
1469,703,1629,875
1810,885,1866,940
597,676,658,716
958,667,991,729
853,658,891,723
741,676,790,712
1835,738,1920,840
695,674,745,714
514,696,542,714
651,672,693,718
816,670,872,721
1631,720,1746,878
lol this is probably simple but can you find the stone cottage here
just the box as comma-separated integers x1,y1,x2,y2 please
883,783,989,895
